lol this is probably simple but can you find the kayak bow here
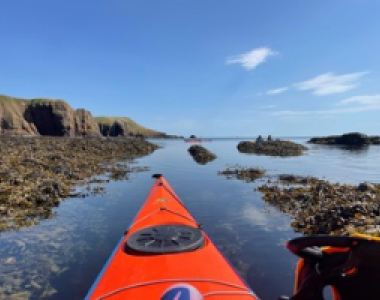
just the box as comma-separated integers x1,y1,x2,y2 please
86,174,257,300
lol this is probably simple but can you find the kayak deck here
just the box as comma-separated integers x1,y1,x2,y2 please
86,175,257,299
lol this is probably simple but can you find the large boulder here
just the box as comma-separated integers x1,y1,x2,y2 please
188,145,216,164
308,132,373,146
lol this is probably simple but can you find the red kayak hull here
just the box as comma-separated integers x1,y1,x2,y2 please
86,175,256,299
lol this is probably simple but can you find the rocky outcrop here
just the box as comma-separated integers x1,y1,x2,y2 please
95,117,165,137
238,140,308,157
110,120,127,136
74,109,101,137
97,119,128,136
0,95,38,135
188,145,217,164
308,132,380,146
24,100,75,136
308,132,372,146
24,100,102,137
0,94,167,137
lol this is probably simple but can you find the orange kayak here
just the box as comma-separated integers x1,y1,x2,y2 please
86,174,257,300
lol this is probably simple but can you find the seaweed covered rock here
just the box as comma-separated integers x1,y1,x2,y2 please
258,175,380,236
188,145,216,165
237,140,307,157
218,165,265,182
308,132,378,146
0,136,159,232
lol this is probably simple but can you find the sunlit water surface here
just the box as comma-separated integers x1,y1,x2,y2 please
1,138,379,300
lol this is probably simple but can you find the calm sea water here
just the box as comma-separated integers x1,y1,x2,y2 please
1,138,379,300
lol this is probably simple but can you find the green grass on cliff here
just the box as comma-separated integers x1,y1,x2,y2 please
95,116,162,136
0,95,67,106
0,94,25,103
29,98,67,106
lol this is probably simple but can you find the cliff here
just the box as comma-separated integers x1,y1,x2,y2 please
95,117,165,137
0,94,166,137
0,95,38,135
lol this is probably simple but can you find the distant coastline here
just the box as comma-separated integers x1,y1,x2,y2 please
0,94,181,138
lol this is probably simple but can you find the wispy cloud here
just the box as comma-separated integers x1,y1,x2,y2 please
226,47,277,70
338,94,380,105
294,72,368,95
270,94,380,117
266,87,288,95
260,104,276,109
271,107,369,117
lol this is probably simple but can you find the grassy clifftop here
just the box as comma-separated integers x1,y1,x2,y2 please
95,116,164,136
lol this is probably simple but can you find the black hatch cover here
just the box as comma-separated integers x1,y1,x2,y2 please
125,225,205,254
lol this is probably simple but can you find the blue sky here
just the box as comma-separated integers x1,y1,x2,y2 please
1,0,380,137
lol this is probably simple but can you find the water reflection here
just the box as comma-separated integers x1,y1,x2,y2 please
311,144,371,155
1,138,380,299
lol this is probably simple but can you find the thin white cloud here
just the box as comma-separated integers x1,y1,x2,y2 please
338,94,380,105
270,94,380,117
294,72,368,95
266,87,288,95
226,47,277,70
271,107,371,117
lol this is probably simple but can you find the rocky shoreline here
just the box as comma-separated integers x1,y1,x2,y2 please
258,176,380,236
0,136,158,233
218,166,380,237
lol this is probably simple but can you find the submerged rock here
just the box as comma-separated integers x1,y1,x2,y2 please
188,145,216,165
237,140,308,157
218,165,265,182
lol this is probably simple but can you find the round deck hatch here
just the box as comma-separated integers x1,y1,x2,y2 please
125,225,205,254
